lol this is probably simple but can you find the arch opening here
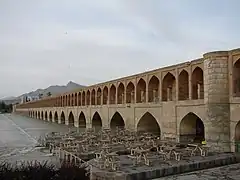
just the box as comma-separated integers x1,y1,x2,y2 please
126,82,135,103
136,78,146,103
60,112,65,124
103,86,108,105
68,94,71,106
92,112,102,132
68,111,74,126
235,121,240,152
38,111,40,119
233,59,240,97
49,111,53,122
178,70,189,100
54,112,58,122
74,93,77,106
79,112,86,129
110,112,125,130
110,85,116,104
78,92,81,106
82,91,85,106
192,67,204,99
148,76,159,103
137,112,161,136
162,72,176,101
179,112,205,143
117,83,125,104
97,88,102,105
41,111,43,120
71,94,74,106
91,89,96,105
44,112,48,121
86,90,90,105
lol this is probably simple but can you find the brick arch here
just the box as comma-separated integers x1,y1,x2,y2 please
136,112,161,136
68,111,74,126
117,82,125,104
91,89,96,105
136,78,146,103
103,86,108,105
96,88,102,105
49,111,53,122
92,111,102,132
110,84,116,104
179,112,205,143
233,58,240,96
60,111,65,124
148,75,159,103
110,111,125,130
162,72,176,101
86,90,90,105
82,91,86,106
41,111,44,120
44,111,48,121
178,69,189,100
78,111,86,129
192,66,204,99
126,81,135,103
37,111,40,119
54,111,58,122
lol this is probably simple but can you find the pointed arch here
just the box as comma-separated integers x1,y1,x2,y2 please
117,83,125,104
60,111,65,124
44,111,48,121
74,93,77,106
86,90,90,105
110,85,116,104
97,88,102,105
41,111,43,120
92,112,102,132
54,111,58,122
91,89,96,105
192,67,204,99
82,91,85,106
137,112,161,136
179,112,205,143
178,70,189,100
78,92,81,106
162,72,176,101
103,86,108,105
38,111,40,119
233,59,240,96
136,78,146,103
110,112,125,130
148,76,159,103
49,111,53,122
126,82,135,103
68,94,71,106
71,94,74,106
68,111,74,126
79,112,86,129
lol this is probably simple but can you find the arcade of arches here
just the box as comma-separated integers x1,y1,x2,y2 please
41,67,204,108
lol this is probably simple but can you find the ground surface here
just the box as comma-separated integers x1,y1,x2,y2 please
0,113,74,165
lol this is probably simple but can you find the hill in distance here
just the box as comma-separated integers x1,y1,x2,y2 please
1,81,85,104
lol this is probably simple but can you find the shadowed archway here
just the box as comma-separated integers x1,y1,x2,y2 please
49,111,53,122
162,72,176,101
178,70,189,100
179,112,205,143
54,112,58,122
45,112,48,121
110,112,125,130
60,111,65,124
41,111,43,120
192,67,204,99
92,112,102,132
137,112,161,136
79,112,86,129
68,111,74,126
136,78,146,103
148,76,159,103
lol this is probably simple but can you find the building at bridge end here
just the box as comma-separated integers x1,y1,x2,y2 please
14,48,240,153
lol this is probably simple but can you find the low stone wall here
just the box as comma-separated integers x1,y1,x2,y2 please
91,153,240,180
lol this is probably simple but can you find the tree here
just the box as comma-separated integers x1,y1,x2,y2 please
38,93,43,99
47,92,52,97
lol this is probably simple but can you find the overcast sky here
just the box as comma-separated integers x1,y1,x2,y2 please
0,0,239,98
